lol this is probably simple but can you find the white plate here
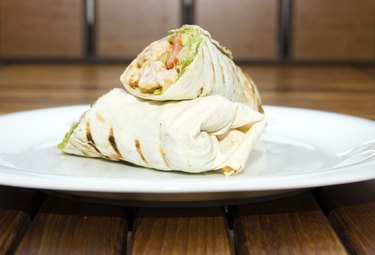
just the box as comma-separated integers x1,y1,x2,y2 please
0,105,374,206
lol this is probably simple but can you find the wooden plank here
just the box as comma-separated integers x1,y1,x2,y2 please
195,0,279,60
0,64,374,119
315,180,375,255
0,63,123,113
14,196,127,255
291,0,375,60
0,0,85,58
96,0,181,58
233,192,347,255
0,186,41,255
241,65,375,119
241,65,375,92
131,207,234,255
261,91,375,120
356,66,375,81
0,63,124,88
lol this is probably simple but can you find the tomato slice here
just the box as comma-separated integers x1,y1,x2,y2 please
166,33,183,70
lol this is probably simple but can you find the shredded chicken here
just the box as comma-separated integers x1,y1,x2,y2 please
141,40,171,63
126,65,141,88
138,61,178,92
126,34,183,93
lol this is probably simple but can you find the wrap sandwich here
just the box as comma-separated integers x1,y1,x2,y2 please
58,89,265,175
120,25,263,112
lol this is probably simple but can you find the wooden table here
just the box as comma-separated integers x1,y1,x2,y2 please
0,63,374,254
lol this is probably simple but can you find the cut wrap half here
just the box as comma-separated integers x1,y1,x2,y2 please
120,25,263,112
58,89,265,175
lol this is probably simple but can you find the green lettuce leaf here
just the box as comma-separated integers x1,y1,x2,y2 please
175,26,202,76
57,102,95,150
57,121,79,150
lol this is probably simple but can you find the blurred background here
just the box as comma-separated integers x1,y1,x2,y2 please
1,0,375,62
0,0,374,118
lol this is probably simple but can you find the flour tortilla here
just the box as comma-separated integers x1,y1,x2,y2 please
60,88,265,175
120,25,263,112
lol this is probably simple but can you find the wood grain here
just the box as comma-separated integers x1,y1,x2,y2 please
242,65,375,92
14,196,127,255
358,66,375,81
291,0,375,60
195,0,279,60
0,186,41,255
260,91,375,120
2,64,374,119
0,0,85,58
233,192,348,255
96,0,181,58
240,65,375,119
131,207,234,255
0,63,123,87
315,180,375,255
0,63,124,113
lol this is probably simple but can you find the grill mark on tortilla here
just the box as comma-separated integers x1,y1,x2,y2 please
231,64,241,84
85,122,101,154
197,87,204,97
219,64,226,85
96,113,105,123
134,139,148,165
159,146,171,169
108,128,121,158
205,41,218,83
211,63,216,82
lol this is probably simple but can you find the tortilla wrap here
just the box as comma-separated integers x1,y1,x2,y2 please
59,89,265,175
120,25,263,112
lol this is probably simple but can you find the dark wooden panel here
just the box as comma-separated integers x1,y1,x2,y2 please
233,193,347,255
292,0,375,60
0,0,85,58
195,0,279,60
14,196,127,255
0,186,41,255
131,207,234,255
96,0,181,58
315,181,375,255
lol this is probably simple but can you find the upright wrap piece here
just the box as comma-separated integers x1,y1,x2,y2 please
120,25,263,112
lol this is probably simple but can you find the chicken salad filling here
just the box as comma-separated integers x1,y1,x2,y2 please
125,25,203,95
